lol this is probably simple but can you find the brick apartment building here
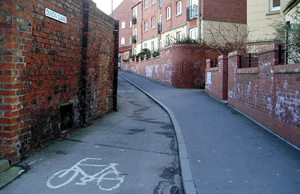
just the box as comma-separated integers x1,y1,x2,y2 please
114,0,139,61
131,0,247,55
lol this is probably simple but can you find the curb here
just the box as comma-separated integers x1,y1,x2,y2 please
120,75,197,194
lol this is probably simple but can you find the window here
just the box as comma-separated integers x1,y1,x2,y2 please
270,0,280,11
151,41,155,51
189,28,197,40
159,14,162,23
159,0,163,8
121,38,125,45
166,35,171,46
121,22,126,29
152,0,156,5
177,1,182,15
129,37,132,44
144,21,148,31
176,32,181,41
144,43,147,48
129,21,132,28
145,0,148,9
166,7,171,20
152,17,156,29
160,39,163,48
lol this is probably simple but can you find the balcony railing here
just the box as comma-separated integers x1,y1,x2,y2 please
158,23,162,34
187,5,199,21
132,35,137,43
132,16,137,24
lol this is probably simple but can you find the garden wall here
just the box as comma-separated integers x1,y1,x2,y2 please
0,0,119,163
227,44,300,148
122,44,220,88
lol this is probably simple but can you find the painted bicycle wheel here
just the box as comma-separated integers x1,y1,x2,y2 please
97,170,125,191
47,169,79,189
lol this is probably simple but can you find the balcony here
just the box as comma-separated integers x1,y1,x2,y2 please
132,35,137,43
187,5,199,21
158,23,162,34
132,16,137,24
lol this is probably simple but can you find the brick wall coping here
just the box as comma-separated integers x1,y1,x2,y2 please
228,50,245,57
257,43,280,54
163,44,215,50
206,67,219,72
274,63,300,74
237,67,259,74
218,54,228,60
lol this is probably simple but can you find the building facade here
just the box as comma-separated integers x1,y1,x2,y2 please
247,0,300,51
114,0,139,60
131,0,247,55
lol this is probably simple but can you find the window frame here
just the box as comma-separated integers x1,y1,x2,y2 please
177,1,182,16
145,0,148,9
121,37,125,45
270,0,280,12
144,21,148,32
121,22,126,29
166,6,171,20
151,17,156,29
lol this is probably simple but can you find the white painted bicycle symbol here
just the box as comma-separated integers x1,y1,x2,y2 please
47,158,125,191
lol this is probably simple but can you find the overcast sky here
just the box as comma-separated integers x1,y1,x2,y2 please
93,0,124,15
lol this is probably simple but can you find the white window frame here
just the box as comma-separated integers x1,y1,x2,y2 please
177,1,182,15
160,39,163,48
152,0,156,5
145,0,148,9
144,43,148,48
121,22,126,29
129,21,132,28
270,0,280,12
151,41,155,51
152,17,156,29
189,28,197,40
129,37,132,44
166,7,171,20
176,31,181,41
144,21,148,31
121,37,125,45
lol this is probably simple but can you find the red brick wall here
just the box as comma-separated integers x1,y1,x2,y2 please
122,44,219,88
161,0,187,32
202,0,247,22
0,0,118,163
205,55,228,100
228,44,300,148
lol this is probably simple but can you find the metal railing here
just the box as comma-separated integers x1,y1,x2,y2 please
279,42,300,64
132,16,137,24
158,23,162,34
239,54,259,68
187,5,199,21
132,35,137,43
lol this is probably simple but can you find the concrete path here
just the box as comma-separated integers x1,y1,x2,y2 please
1,78,182,194
120,71,300,194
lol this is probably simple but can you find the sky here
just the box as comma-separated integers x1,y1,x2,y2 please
93,0,124,15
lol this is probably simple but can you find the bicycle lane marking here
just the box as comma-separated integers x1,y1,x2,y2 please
46,157,125,191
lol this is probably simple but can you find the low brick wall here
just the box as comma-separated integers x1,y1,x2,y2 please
205,55,228,100
0,0,118,163
122,44,220,88
227,44,300,148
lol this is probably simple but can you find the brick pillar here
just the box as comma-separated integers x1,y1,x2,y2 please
219,55,228,100
227,51,243,104
0,0,33,164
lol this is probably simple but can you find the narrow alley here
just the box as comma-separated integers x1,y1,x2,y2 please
1,78,182,194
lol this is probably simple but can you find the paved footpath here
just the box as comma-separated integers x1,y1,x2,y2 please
120,71,300,194
1,78,182,194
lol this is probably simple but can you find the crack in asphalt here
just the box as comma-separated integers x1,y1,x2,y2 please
64,138,176,156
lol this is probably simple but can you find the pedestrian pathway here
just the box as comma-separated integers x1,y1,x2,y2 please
1,78,182,194
120,71,300,194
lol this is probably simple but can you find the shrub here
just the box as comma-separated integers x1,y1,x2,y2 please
142,48,151,59
174,37,199,45
152,50,160,57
